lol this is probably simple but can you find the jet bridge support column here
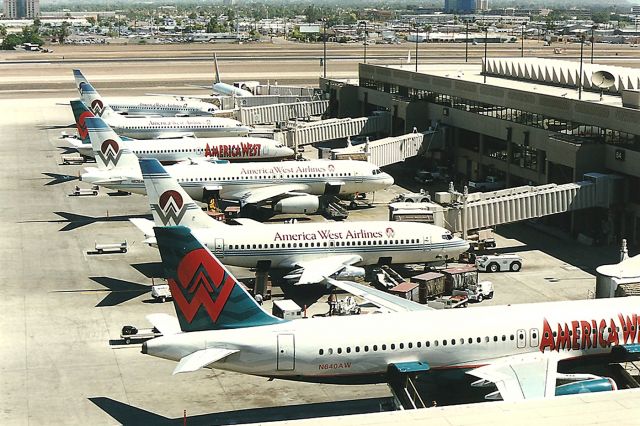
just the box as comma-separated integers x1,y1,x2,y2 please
254,261,272,300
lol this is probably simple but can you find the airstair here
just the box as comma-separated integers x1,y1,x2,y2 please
387,362,430,410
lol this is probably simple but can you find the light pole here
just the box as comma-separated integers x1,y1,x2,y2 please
465,20,469,62
362,21,367,64
590,25,596,64
415,22,419,72
579,34,585,100
521,24,525,57
483,26,488,84
323,19,327,78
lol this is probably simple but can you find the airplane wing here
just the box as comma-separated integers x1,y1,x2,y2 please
221,184,311,205
467,352,559,401
324,278,433,313
292,255,362,285
172,348,239,375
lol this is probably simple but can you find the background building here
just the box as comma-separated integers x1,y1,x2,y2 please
444,0,476,14
3,0,40,19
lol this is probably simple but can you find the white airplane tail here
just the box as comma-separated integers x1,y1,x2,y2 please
72,69,117,119
139,158,223,229
213,52,221,84
86,116,139,171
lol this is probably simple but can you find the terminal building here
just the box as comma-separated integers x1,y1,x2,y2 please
322,58,640,248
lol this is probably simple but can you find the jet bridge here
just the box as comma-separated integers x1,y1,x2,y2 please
282,115,390,149
423,173,622,237
238,100,329,126
329,131,428,168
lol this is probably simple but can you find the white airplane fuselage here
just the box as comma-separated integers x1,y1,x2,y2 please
105,115,252,139
193,221,468,269
74,136,294,162
82,160,394,202
107,98,217,117
144,297,640,383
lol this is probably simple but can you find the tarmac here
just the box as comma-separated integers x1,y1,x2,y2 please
1,45,638,424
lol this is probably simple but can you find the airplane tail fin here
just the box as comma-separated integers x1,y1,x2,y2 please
213,52,221,84
155,226,282,331
85,116,139,171
72,69,90,99
70,100,94,145
71,71,116,119
139,158,223,228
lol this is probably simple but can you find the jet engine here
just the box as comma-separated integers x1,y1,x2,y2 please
274,195,319,214
555,377,617,396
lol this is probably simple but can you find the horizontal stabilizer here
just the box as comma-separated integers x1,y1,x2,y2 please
130,218,155,238
172,348,238,375
146,313,181,336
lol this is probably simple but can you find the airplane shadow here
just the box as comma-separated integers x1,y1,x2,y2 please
43,172,79,186
89,396,393,425
38,123,75,130
18,211,151,231
56,145,79,155
51,276,150,307
496,222,623,274
130,262,164,279
280,282,328,310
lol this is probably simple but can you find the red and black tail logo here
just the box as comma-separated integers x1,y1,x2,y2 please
97,139,122,167
91,99,105,116
76,110,94,140
152,190,187,225
169,248,235,323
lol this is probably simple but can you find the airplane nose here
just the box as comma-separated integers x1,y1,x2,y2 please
382,173,394,187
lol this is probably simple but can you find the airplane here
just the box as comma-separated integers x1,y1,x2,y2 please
142,224,639,401
81,117,394,215
210,53,255,98
73,69,218,117
72,81,252,139
67,105,294,162
130,158,467,284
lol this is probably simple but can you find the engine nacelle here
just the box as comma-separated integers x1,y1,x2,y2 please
555,378,617,396
334,266,365,281
274,195,319,214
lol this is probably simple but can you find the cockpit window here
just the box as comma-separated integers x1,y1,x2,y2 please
442,233,453,240
372,168,382,175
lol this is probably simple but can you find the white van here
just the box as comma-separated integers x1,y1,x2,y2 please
476,254,522,272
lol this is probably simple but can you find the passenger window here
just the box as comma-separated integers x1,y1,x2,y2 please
319,349,324,355
337,348,342,354
382,344,387,350
346,347,351,353
399,343,404,349
390,344,396,350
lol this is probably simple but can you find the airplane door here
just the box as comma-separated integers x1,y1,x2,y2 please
277,334,295,371
214,238,224,258
530,328,539,347
423,236,431,252
517,329,526,349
